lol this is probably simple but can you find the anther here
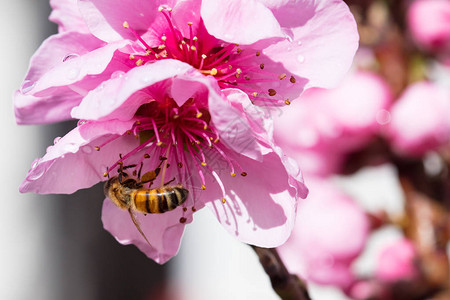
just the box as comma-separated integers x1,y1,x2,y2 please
183,207,188,212
290,76,296,83
178,162,183,168
187,22,193,25
123,21,129,28
210,68,218,76
161,35,167,41
279,73,287,80
222,198,226,204
192,207,197,212
144,154,150,158
201,54,207,59
256,51,260,56
241,172,247,176
129,54,135,60
237,48,242,53
236,68,242,74
201,162,207,166
285,100,291,105
135,59,144,66
231,172,236,177
252,92,258,97
201,184,206,190
268,89,277,96
103,172,108,177
95,146,100,151
179,217,187,223
260,64,265,70
190,46,197,51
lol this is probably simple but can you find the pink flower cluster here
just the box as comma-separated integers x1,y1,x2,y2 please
16,0,358,263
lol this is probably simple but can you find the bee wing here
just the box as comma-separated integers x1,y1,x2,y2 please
127,209,152,248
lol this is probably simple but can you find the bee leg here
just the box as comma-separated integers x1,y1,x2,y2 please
128,209,152,248
137,162,143,180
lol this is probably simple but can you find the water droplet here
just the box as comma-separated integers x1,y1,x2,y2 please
77,119,88,126
111,71,125,79
67,68,80,80
376,109,391,125
53,137,62,144
297,40,302,46
27,164,46,181
64,143,78,153
286,35,293,43
31,158,41,169
63,53,80,62
81,145,93,154
20,80,35,94
297,54,305,63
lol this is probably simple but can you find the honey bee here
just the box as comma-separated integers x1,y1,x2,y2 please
104,158,189,247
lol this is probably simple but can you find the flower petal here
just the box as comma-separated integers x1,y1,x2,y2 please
50,0,90,33
78,0,175,42
102,198,197,264
201,0,285,44
263,0,358,89
203,151,300,247
71,60,195,120
20,120,137,194
14,32,129,124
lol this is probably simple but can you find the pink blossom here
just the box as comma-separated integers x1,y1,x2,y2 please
20,63,307,263
15,0,358,124
407,0,450,54
274,70,392,175
375,238,418,282
387,81,450,157
278,178,369,289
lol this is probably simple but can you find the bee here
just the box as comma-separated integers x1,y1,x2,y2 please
104,157,189,247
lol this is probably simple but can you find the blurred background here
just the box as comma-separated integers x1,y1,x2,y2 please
2,0,450,300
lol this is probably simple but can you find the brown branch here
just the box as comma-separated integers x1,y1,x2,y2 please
251,246,311,300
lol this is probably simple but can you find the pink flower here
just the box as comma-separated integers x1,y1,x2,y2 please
278,178,369,289
387,81,450,157
407,0,450,54
375,238,418,282
15,0,358,124
274,70,392,175
20,62,307,263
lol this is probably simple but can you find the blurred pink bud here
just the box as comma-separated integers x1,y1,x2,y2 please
274,70,392,175
388,81,450,156
407,0,450,53
278,178,370,288
375,238,418,282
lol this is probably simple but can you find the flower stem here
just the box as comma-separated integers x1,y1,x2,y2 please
251,246,311,300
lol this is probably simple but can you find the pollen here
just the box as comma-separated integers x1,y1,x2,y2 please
268,89,277,96
285,99,291,105
231,172,236,177
241,172,247,176
179,217,187,223
135,59,144,66
123,21,129,28
103,172,108,177
95,146,100,151
222,198,226,204
201,162,207,166
279,73,287,80
290,76,296,83
210,68,218,76
129,54,135,60
201,185,206,190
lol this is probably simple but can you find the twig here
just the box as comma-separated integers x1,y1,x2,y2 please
251,246,312,300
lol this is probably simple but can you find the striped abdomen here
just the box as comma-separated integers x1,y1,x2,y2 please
131,185,189,214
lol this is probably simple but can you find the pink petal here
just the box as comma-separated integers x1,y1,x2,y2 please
20,119,136,194
203,151,300,247
102,198,198,264
263,0,358,89
201,0,285,44
388,81,450,156
50,0,90,33
71,60,195,120
15,32,129,124
78,0,175,43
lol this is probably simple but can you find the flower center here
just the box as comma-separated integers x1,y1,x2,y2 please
97,97,247,213
122,6,297,106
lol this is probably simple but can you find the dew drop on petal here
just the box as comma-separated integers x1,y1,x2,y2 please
20,80,35,94
62,53,80,62
297,40,302,46
77,119,88,127
53,137,62,145
81,145,93,154
376,109,391,125
297,54,305,63
111,71,125,79
31,158,42,169
67,68,80,80
64,143,78,153
27,165,46,181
